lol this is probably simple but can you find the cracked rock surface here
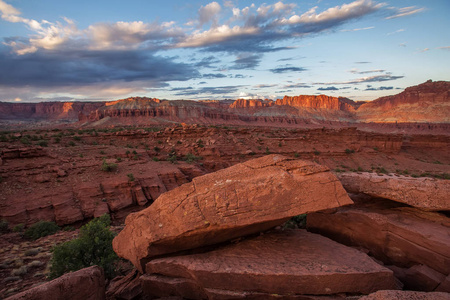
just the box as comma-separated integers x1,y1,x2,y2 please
113,155,353,272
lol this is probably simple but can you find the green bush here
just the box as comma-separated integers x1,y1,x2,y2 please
0,219,9,233
12,223,24,233
184,153,202,164
345,148,355,154
37,140,48,147
127,173,135,182
49,214,118,279
100,159,117,172
24,221,59,240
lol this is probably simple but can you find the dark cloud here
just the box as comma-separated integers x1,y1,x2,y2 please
170,87,193,91
355,61,371,64
365,85,394,91
283,83,311,89
173,85,246,96
269,65,307,73
202,73,227,79
193,55,221,68
318,86,339,91
230,54,262,70
0,48,199,88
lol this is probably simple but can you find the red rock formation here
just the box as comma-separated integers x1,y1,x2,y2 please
307,201,450,289
276,95,357,111
229,99,274,108
113,155,353,272
5,266,105,300
357,80,450,123
338,173,450,211
360,290,450,300
142,230,398,298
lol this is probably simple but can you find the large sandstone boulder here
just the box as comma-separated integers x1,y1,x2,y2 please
338,173,450,211
307,201,450,290
113,155,353,272
142,230,398,298
5,266,105,300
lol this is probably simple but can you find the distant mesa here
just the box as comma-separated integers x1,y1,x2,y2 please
0,80,449,128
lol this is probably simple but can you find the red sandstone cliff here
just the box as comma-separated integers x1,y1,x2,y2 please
357,80,450,123
0,81,448,127
275,95,358,112
230,99,275,109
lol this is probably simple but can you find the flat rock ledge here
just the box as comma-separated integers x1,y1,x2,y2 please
338,172,450,211
113,155,353,272
142,230,398,298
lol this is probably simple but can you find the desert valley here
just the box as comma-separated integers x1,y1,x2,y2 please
0,80,449,299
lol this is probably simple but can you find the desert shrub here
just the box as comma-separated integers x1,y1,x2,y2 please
24,221,59,240
100,159,117,172
63,226,75,232
20,137,31,145
152,157,159,162
184,153,202,164
12,223,24,233
37,140,48,147
127,173,135,182
49,214,118,279
283,214,307,229
68,141,76,147
0,219,9,233
345,148,355,154
153,146,160,152
314,150,321,155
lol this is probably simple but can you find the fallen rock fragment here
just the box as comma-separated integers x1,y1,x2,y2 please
338,172,450,211
142,230,398,298
5,266,105,300
113,155,353,272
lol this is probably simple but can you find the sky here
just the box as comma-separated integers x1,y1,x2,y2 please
0,0,449,102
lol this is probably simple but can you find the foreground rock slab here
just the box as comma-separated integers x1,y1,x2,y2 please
142,230,398,298
359,290,450,300
307,200,450,290
113,155,353,272
5,266,105,300
338,173,450,211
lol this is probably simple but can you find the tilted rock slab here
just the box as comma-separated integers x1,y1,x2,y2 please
142,230,398,298
5,266,105,300
307,204,450,278
113,155,353,272
338,172,450,211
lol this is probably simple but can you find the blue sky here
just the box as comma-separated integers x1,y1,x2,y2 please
0,0,449,102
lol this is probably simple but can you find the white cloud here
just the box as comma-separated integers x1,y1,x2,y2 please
385,6,424,19
284,0,384,24
176,25,258,48
198,2,222,27
387,28,405,35
341,26,374,32
437,46,450,51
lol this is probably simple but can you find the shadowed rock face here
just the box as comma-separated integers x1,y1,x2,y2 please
5,266,105,300
359,290,450,300
113,155,353,272
142,230,398,298
307,201,450,289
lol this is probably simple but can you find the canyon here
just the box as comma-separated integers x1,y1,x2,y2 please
1,81,449,134
0,80,449,299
